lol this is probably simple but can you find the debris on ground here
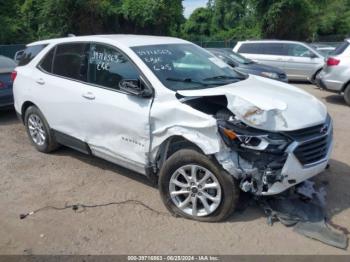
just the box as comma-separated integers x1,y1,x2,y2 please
259,180,348,249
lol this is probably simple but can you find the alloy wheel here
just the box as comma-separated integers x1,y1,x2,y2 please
169,164,222,217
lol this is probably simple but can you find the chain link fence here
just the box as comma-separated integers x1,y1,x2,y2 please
0,44,26,59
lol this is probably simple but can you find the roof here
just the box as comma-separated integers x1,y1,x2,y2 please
27,34,190,48
237,39,306,44
0,55,16,73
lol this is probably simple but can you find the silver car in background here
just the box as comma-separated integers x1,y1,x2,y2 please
234,40,324,82
317,39,350,105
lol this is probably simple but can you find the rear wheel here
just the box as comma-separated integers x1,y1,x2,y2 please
159,149,239,222
344,84,350,106
24,106,59,153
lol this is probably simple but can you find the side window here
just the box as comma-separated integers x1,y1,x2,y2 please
238,43,260,54
286,44,312,57
53,43,89,81
260,43,286,55
39,47,55,73
88,43,139,90
18,44,47,66
333,41,349,56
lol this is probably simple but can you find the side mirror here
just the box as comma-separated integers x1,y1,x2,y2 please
309,52,318,59
119,79,153,98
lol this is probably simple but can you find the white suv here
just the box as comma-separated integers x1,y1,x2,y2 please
317,39,350,105
13,35,333,222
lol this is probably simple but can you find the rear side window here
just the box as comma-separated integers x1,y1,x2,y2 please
53,43,89,81
39,48,55,73
238,43,260,54
18,44,47,66
260,43,286,55
333,41,349,56
238,43,285,55
88,43,139,90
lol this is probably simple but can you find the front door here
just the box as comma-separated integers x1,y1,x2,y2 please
79,43,153,174
284,43,321,80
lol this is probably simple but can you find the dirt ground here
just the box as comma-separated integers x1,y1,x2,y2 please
0,84,349,255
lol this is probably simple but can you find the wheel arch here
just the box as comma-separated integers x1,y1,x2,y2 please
21,101,37,124
312,67,323,81
154,136,207,173
341,80,350,92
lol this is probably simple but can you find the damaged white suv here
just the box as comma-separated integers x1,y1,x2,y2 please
13,35,333,222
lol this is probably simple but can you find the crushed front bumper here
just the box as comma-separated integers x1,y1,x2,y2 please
262,139,333,195
263,118,333,195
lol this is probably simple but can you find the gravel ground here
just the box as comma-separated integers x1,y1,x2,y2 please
0,84,349,255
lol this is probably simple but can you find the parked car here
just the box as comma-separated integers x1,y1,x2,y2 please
317,39,350,105
0,55,16,108
13,35,333,221
310,43,336,57
207,48,288,82
234,40,324,83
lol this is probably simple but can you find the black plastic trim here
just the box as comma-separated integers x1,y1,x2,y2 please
53,130,91,155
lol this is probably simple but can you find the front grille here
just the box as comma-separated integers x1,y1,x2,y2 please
285,116,332,165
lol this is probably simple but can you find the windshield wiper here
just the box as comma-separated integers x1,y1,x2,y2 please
166,77,211,86
203,75,241,81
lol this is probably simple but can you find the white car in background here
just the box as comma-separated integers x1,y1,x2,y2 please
317,39,350,105
234,40,325,82
13,35,333,221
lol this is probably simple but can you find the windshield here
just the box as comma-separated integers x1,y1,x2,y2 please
225,50,253,64
132,44,245,91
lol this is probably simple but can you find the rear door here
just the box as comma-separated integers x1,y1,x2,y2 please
283,43,322,80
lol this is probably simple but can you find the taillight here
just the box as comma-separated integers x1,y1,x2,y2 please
327,57,340,66
0,81,4,89
10,71,17,81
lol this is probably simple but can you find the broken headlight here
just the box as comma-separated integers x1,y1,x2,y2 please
218,120,290,153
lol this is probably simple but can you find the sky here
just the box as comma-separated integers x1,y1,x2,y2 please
183,0,208,18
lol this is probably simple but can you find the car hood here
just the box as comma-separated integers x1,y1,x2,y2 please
177,75,327,132
238,62,285,74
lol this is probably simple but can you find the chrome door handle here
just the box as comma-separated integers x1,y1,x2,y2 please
36,78,45,85
82,92,95,100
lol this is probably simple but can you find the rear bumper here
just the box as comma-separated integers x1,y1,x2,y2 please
0,88,14,107
316,71,344,92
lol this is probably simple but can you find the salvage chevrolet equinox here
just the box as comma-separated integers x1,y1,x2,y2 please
13,35,333,222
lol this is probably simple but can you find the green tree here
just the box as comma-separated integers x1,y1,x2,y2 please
0,0,26,44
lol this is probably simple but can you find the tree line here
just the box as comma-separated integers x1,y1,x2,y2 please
0,0,349,45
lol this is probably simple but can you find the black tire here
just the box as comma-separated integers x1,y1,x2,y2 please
344,84,350,106
24,106,59,153
159,149,239,222
312,69,322,84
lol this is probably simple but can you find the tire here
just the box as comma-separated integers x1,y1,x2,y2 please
159,149,239,222
344,84,350,106
24,106,59,153
311,69,322,85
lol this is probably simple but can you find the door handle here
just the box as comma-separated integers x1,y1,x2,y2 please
82,92,95,100
36,78,45,85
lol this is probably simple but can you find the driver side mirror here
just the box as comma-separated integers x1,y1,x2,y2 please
309,52,318,59
119,79,153,98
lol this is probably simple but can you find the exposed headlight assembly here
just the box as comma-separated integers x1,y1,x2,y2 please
219,121,290,153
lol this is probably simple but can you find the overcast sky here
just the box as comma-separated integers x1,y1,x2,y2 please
183,0,208,18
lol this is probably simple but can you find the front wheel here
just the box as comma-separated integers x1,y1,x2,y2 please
159,149,239,222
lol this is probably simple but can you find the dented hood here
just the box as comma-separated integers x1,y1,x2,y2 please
177,75,327,131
